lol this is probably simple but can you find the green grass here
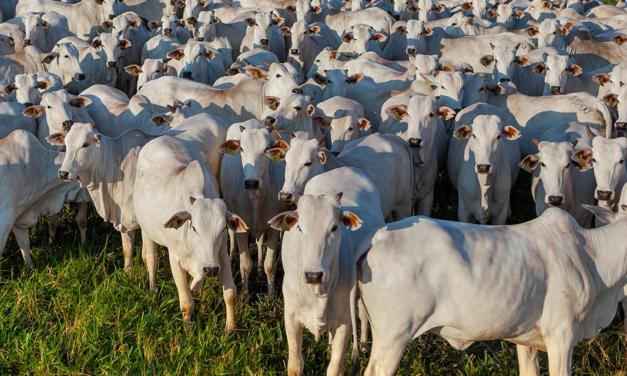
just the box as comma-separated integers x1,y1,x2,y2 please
0,173,625,375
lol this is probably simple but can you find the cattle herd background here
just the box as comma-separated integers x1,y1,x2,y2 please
0,0,626,374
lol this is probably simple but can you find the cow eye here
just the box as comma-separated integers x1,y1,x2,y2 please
592,158,597,163
429,113,434,118
472,134,476,139
47,105,51,109
82,142,90,148
540,162,546,167
315,59,320,63
565,162,571,168
331,225,338,232
64,55,69,58
620,159,625,164
304,161,312,167
155,69,160,73
191,225,198,232
276,74,282,78
348,126,354,131
620,81,624,87
496,135,501,140
553,31,557,35
440,85,445,89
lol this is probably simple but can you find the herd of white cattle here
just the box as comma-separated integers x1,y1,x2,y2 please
0,0,626,374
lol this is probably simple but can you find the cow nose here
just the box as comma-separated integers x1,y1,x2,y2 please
197,37,205,41
499,77,511,83
304,271,323,284
75,73,86,81
476,164,491,174
260,39,269,46
278,191,294,203
244,179,260,190
408,138,422,148
186,17,197,25
550,86,562,95
107,61,117,68
62,120,74,129
290,48,299,55
406,48,416,56
615,122,626,130
264,116,277,127
24,39,31,45
547,195,563,206
164,28,173,35
182,71,192,78
58,170,69,180
203,266,220,277
596,190,613,201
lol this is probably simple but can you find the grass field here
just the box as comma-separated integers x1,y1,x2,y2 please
0,172,625,375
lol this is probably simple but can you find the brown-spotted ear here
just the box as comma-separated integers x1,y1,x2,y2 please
479,55,494,67
164,211,191,229
423,27,433,36
306,104,315,116
385,105,408,121
264,96,280,110
515,10,525,18
358,117,371,130
41,52,59,64
46,132,66,145
487,8,497,17
36,81,49,90
219,140,241,155
245,66,267,79
280,26,291,36
372,33,387,42
312,5,322,13
395,25,407,34
101,20,113,29
525,26,539,37
533,63,546,75
329,50,339,60
151,114,173,125
437,106,455,120
433,3,446,13
342,31,354,43
341,211,363,230
310,24,321,34
572,148,593,171
147,20,161,31
226,211,249,233
503,125,521,140
461,2,473,10
124,64,143,76
613,34,626,45
272,16,285,26
70,96,92,108
273,139,290,151
1,83,16,95
23,105,45,119
91,38,103,49
603,93,618,108
516,55,529,66
246,17,255,27
265,141,289,163
453,124,472,140
346,73,363,84
119,39,132,49
167,48,184,60
519,154,540,172
268,211,299,231
312,73,327,85
318,149,327,165
567,64,583,76
313,115,330,127
592,73,611,86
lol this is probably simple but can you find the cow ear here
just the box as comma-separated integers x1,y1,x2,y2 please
41,19,49,28
280,26,291,36
603,93,618,108
519,154,540,172
147,20,161,31
372,33,387,42
246,17,255,27
453,125,472,140
516,55,529,66
36,80,50,90
341,211,363,231
422,27,433,36
515,10,525,18
437,106,456,120
568,64,583,76
329,50,339,60
572,148,593,171
245,66,267,79
313,116,330,127
164,211,191,229
41,52,59,64
268,211,299,231
613,34,627,45
119,39,132,49
385,105,408,121
226,211,249,233
487,8,497,18
264,96,280,110
306,104,315,117
1,83,16,95
346,73,363,84
93,132,101,146
70,96,92,108
167,48,184,60
395,25,407,34
318,149,327,165
503,125,521,140
533,63,546,75
265,140,289,162
358,117,371,130
101,20,113,29
342,31,354,43
433,3,445,13
525,26,539,37
219,140,240,155
46,132,66,145
273,16,285,26
312,73,327,85
581,204,618,224
23,105,45,119
91,38,102,49
310,25,321,34
461,2,473,10
479,55,494,67
151,114,173,125
124,64,143,76
592,73,611,86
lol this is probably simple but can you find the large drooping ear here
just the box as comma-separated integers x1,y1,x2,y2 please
519,154,540,172
313,116,330,128
280,26,291,36
571,148,593,171
124,64,143,76
613,34,626,45
358,117,371,130
70,96,92,108
147,20,161,31
533,63,546,75
41,52,59,64
433,3,446,13
437,106,455,120
23,105,45,119
422,27,433,36
306,104,315,117
525,26,539,37
341,211,363,231
312,73,327,85
219,140,241,155
318,149,327,165
385,104,408,121
461,2,473,11
167,48,184,60
503,125,521,140
46,132,66,145
265,139,290,162
0,83,16,95
310,24,321,34
36,80,50,90
245,66,267,79
151,114,173,125
581,204,618,224
602,93,618,108
342,31,354,43
164,211,191,229
263,96,280,110
91,38,103,49
479,54,495,67
592,73,611,86
566,64,583,76
453,124,472,140
515,55,530,66
272,16,285,26
268,211,299,231
226,211,249,232
119,39,132,49
246,17,255,27
372,32,387,42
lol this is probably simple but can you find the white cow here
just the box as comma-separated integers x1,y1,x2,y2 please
313,96,370,154
10,11,73,53
241,11,287,61
124,58,176,90
2,72,63,106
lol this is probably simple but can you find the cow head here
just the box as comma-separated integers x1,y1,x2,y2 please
91,32,131,70
126,58,175,90
42,42,85,85
315,97,369,154
537,53,582,95
279,136,326,203
245,11,284,51
425,71,465,111
340,24,387,56
50,122,102,182
264,94,315,138
288,21,323,57
169,41,220,83
479,42,520,84
22,13,49,49
11,73,59,106
24,90,91,134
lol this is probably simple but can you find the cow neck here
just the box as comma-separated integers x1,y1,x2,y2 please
83,134,126,187
582,217,627,290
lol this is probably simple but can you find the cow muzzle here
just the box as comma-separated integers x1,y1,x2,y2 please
58,170,70,181
260,39,269,47
244,179,260,190
499,77,511,83
406,48,416,57
547,195,563,206
203,266,220,277
550,86,562,95
596,190,613,201
62,120,74,130
290,48,299,55
24,39,31,46
304,271,323,284
264,116,277,127
107,61,117,69
278,191,294,203
408,138,422,148
476,164,491,174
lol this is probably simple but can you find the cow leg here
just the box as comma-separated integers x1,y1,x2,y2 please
121,230,135,271
358,298,369,346
141,231,158,290
235,232,252,297
417,191,434,216
75,202,88,246
256,232,266,276
12,227,33,269
546,333,574,376
285,310,304,376
0,213,15,258
168,251,194,321
47,214,60,245
457,195,471,223
264,230,280,298
494,199,510,225
228,229,237,260
218,246,237,333
327,322,350,376
623,298,627,337
365,330,410,376
516,345,540,376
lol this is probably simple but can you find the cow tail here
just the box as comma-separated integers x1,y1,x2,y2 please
349,274,360,375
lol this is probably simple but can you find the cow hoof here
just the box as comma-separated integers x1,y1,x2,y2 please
225,321,237,333
256,264,264,276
